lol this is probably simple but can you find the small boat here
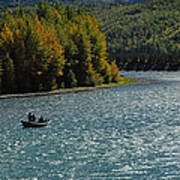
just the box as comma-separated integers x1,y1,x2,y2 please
21,120,50,128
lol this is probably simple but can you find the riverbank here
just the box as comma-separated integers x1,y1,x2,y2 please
0,77,151,99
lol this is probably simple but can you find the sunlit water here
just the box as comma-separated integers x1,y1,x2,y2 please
0,72,180,179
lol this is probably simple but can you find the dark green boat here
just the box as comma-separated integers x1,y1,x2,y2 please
21,120,50,128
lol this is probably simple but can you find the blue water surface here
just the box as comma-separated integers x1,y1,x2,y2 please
0,72,180,179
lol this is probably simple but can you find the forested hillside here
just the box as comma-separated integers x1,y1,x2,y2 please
86,0,180,70
0,2,120,94
0,0,146,6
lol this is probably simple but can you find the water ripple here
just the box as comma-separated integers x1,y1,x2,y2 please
0,72,180,179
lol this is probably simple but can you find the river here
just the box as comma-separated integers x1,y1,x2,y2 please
0,71,180,179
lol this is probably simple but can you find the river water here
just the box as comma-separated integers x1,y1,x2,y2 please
0,72,180,179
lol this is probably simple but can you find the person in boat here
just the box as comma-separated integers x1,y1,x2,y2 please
28,112,36,121
32,114,36,121
39,116,44,123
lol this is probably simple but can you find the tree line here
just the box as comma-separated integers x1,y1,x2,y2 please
0,2,120,94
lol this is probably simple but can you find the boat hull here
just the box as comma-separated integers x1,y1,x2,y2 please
21,120,50,128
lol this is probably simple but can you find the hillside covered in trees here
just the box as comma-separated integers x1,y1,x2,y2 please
0,0,147,6
86,0,180,70
0,2,120,94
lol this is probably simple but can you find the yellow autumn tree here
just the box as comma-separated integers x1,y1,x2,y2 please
111,61,120,82
0,14,65,92
30,16,65,90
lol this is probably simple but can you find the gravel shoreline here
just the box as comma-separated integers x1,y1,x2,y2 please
0,78,152,99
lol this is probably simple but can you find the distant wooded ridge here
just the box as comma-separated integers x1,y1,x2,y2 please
86,0,180,70
0,0,147,6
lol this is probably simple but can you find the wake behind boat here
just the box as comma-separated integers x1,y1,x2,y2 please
21,119,50,128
